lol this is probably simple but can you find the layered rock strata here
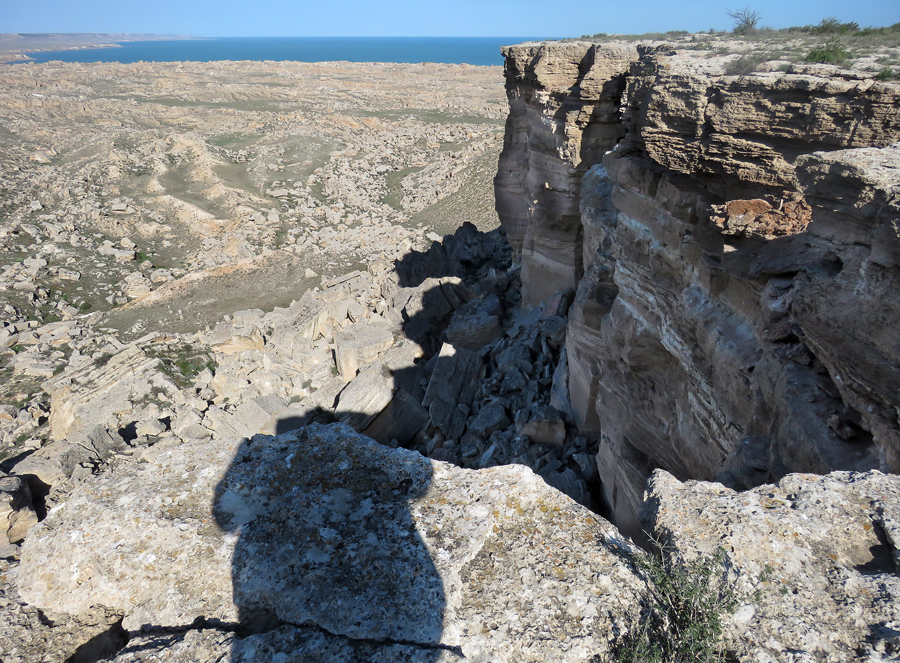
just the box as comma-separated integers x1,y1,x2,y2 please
494,43,638,305
495,42,900,538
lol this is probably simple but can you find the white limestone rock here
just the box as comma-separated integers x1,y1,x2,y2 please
333,323,394,381
19,424,645,662
643,469,900,662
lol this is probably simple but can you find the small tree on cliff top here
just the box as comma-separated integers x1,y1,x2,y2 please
728,7,762,35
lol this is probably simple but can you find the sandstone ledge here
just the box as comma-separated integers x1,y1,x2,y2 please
18,423,644,662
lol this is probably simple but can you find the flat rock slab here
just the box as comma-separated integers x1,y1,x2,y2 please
444,294,502,350
229,394,290,438
334,323,395,381
19,424,644,662
42,344,168,441
334,368,394,431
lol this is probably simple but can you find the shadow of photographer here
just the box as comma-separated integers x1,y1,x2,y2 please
209,224,508,658
212,424,448,659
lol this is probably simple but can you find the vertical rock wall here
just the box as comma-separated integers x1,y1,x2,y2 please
494,43,637,306
496,42,900,539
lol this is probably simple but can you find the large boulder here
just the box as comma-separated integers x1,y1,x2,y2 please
19,423,646,662
643,469,900,662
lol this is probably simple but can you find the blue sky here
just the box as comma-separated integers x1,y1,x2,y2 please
3,0,898,37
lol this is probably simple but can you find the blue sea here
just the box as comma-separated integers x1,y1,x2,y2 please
24,37,541,66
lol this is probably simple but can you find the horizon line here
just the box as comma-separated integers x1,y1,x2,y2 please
5,33,551,39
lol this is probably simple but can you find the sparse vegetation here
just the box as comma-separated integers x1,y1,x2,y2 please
788,17,900,38
93,352,114,367
809,17,861,35
146,343,217,389
615,544,738,663
724,53,770,75
561,16,900,76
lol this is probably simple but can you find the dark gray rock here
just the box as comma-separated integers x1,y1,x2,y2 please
422,343,483,440
466,401,510,439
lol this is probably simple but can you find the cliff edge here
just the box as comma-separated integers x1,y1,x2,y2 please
495,41,900,538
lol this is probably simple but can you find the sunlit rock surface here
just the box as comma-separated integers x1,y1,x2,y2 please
19,423,644,662
644,469,900,662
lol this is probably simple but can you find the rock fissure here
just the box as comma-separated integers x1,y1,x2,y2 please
121,613,467,655
296,622,467,656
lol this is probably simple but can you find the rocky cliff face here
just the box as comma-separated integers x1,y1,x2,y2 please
3,47,900,662
496,42,900,538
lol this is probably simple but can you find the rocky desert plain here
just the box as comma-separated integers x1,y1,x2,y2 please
1,29,900,663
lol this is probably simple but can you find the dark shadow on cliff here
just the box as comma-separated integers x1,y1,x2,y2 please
392,222,509,289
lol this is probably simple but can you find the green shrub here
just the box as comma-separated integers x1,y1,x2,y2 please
811,17,860,34
875,67,900,81
805,39,852,66
615,545,738,663
147,343,217,389
93,352,114,367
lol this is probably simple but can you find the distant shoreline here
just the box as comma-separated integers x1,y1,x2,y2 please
0,33,201,64
2,43,124,64
3,36,523,67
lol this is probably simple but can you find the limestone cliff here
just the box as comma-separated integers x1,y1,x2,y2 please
495,42,900,538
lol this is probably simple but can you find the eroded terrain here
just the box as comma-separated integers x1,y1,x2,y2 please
4,37,900,663
0,60,504,446
0,59,504,328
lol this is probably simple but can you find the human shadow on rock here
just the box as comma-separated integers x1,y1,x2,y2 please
210,224,511,659
212,424,448,660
